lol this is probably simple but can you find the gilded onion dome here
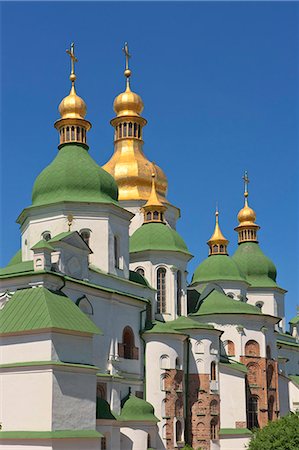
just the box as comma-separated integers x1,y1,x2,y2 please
207,208,229,255
235,171,260,243
59,84,87,120
102,43,168,202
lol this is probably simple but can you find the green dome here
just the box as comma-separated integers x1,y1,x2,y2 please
130,222,191,255
191,254,246,285
119,395,159,422
232,242,278,288
32,144,118,207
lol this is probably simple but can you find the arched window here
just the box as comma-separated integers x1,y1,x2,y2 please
177,270,182,316
146,211,152,221
245,340,260,357
267,365,274,388
175,420,183,443
147,434,151,449
135,267,145,277
114,236,120,269
157,267,166,313
268,396,274,421
96,383,106,400
71,126,75,140
41,231,51,241
122,326,135,359
219,244,224,253
266,345,271,359
160,354,170,369
123,122,127,137
80,229,91,246
247,396,259,429
210,418,218,439
119,123,123,138
226,340,235,356
247,362,260,385
210,400,218,415
256,302,263,311
161,398,168,417
210,361,216,381
66,126,70,140
162,424,167,440
134,123,138,137
153,211,159,220
128,122,133,136
160,373,171,391
138,124,141,138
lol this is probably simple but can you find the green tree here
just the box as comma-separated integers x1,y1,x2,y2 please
248,412,299,450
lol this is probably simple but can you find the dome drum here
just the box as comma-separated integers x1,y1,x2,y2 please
235,224,260,244
111,116,147,142
54,118,91,146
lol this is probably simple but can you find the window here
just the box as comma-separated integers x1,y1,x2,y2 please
210,400,218,415
135,267,145,277
147,434,151,449
226,340,235,356
160,354,170,369
128,122,133,136
101,437,107,450
175,357,180,370
157,267,166,313
153,211,159,220
268,396,274,421
175,399,182,417
210,418,218,439
210,361,216,381
161,398,168,417
245,340,260,357
146,211,152,221
71,126,75,140
247,362,260,385
42,231,51,241
123,122,127,137
66,126,70,140
114,236,120,268
256,302,264,311
175,420,183,443
122,326,135,359
80,229,91,246
160,372,171,391
177,270,182,316
247,396,259,429
134,123,138,137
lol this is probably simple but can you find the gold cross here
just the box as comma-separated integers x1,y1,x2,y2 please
66,42,78,76
122,42,131,70
243,170,249,194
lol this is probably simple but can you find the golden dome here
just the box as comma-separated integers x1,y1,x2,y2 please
114,84,144,117
59,84,87,120
235,172,260,243
207,209,229,255
237,202,257,225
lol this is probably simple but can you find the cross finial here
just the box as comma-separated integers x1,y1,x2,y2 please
215,203,219,222
66,42,78,82
243,170,249,204
122,42,132,88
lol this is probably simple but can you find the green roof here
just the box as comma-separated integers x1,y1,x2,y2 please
232,242,279,288
31,239,54,251
0,260,34,276
220,357,248,374
0,287,102,335
129,270,151,287
191,289,262,317
130,222,191,256
96,398,116,420
290,315,299,325
289,375,299,386
191,254,246,285
48,231,74,243
144,316,214,335
277,339,299,349
0,430,102,440
219,428,252,436
7,249,22,266
32,143,118,207
119,395,159,422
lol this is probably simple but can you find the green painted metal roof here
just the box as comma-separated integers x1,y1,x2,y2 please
32,143,118,207
0,260,34,276
0,430,102,439
119,395,159,422
130,222,191,256
96,398,116,420
191,254,246,285
289,375,299,386
219,428,252,436
191,289,262,317
290,315,299,325
144,316,214,335
232,242,279,288
220,357,248,374
7,249,22,266
0,287,102,335
31,239,55,251
129,270,151,287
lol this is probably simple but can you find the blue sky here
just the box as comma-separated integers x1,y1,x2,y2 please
1,2,298,321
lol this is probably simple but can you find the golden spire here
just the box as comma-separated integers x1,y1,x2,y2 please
207,206,229,255
54,43,91,146
103,43,168,202
235,171,260,243
142,169,166,223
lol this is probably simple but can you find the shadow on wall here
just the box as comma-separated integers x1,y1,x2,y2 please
120,433,133,450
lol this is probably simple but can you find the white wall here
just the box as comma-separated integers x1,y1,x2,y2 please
219,368,246,428
220,436,250,450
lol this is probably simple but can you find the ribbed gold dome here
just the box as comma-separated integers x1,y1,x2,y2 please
59,84,87,119
114,85,144,117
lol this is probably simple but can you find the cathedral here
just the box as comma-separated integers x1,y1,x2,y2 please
0,43,298,450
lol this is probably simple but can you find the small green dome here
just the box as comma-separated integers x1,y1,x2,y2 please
191,254,246,285
232,242,278,288
32,144,118,207
130,222,191,255
119,395,159,422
